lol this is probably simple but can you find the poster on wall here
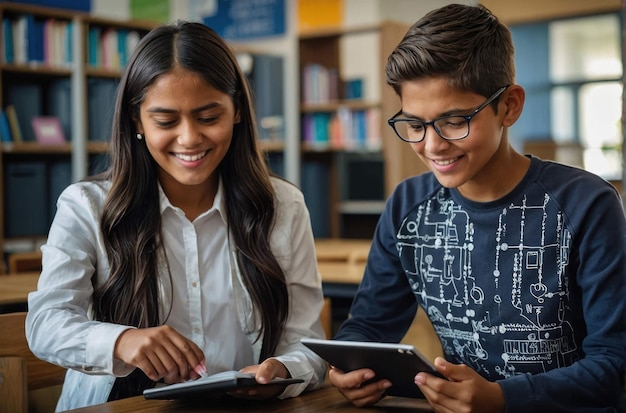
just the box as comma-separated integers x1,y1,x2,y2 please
297,0,341,31
202,0,286,41
130,0,169,23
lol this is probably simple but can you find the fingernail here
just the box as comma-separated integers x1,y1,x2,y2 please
194,363,208,377
414,373,425,385
364,371,375,380
382,381,392,389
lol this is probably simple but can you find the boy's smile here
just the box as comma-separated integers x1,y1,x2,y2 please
398,77,529,202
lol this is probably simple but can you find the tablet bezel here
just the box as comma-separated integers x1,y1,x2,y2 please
301,338,441,398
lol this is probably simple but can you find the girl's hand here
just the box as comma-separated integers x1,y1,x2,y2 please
235,358,291,399
114,325,206,383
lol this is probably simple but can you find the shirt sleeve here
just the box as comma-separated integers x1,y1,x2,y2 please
26,183,135,377
267,179,327,398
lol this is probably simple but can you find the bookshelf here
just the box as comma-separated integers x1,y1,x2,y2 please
0,3,287,266
298,21,427,238
0,2,155,263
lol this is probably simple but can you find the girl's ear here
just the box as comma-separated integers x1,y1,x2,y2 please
133,117,144,135
131,109,144,134
501,84,525,127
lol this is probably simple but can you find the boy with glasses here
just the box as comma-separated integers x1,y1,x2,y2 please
329,4,626,412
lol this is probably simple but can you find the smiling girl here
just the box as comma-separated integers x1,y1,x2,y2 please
26,21,326,411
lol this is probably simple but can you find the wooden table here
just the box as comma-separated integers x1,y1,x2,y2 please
315,239,371,338
315,238,369,300
315,238,371,265
63,385,433,413
318,261,366,285
0,272,39,310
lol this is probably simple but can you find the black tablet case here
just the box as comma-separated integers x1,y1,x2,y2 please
143,371,303,400
302,338,443,398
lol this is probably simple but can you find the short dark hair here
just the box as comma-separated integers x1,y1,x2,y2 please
386,3,515,98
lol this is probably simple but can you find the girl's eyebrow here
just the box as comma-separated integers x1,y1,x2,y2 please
146,102,222,114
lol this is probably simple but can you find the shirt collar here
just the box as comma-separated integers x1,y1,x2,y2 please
158,178,227,224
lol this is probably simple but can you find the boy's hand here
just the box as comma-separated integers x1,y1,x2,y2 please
328,365,392,407
415,357,505,413
114,325,206,383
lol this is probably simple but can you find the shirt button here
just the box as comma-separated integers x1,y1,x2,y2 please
194,328,200,334
192,282,197,288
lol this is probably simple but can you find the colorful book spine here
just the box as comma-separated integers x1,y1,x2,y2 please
0,110,12,142
87,25,101,67
101,27,119,70
117,28,128,67
42,18,71,67
302,64,339,104
27,14,45,64
3,17,14,63
12,15,28,64
5,105,23,143
65,20,73,64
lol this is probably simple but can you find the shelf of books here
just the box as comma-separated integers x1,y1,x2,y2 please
0,2,155,264
298,21,423,238
0,3,288,264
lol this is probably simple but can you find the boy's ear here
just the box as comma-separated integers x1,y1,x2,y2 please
501,84,525,127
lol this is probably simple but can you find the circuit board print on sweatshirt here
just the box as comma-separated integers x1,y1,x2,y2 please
397,188,580,380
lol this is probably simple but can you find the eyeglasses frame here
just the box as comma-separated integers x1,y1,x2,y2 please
387,85,511,143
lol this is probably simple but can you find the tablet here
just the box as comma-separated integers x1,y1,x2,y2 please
301,338,442,398
143,370,304,400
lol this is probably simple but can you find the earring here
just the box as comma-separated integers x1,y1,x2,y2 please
136,133,143,140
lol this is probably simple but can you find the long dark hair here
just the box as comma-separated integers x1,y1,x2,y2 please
91,21,288,360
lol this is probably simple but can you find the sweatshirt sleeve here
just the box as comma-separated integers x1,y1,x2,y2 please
499,183,626,412
334,189,419,343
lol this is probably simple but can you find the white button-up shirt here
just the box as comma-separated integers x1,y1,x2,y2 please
26,177,327,411
160,181,254,373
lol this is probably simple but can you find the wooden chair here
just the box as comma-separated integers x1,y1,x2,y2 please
320,297,332,339
0,312,65,413
8,251,42,274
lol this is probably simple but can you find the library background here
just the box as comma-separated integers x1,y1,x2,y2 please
0,0,624,270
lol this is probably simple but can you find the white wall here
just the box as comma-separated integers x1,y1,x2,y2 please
91,0,130,19
344,0,477,25
340,0,472,109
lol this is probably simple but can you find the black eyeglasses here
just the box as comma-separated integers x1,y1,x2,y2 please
387,85,510,143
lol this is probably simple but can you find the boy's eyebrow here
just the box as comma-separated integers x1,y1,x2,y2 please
400,106,472,120
146,102,222,114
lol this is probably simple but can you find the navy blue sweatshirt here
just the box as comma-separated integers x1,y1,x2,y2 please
335,156,626,412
